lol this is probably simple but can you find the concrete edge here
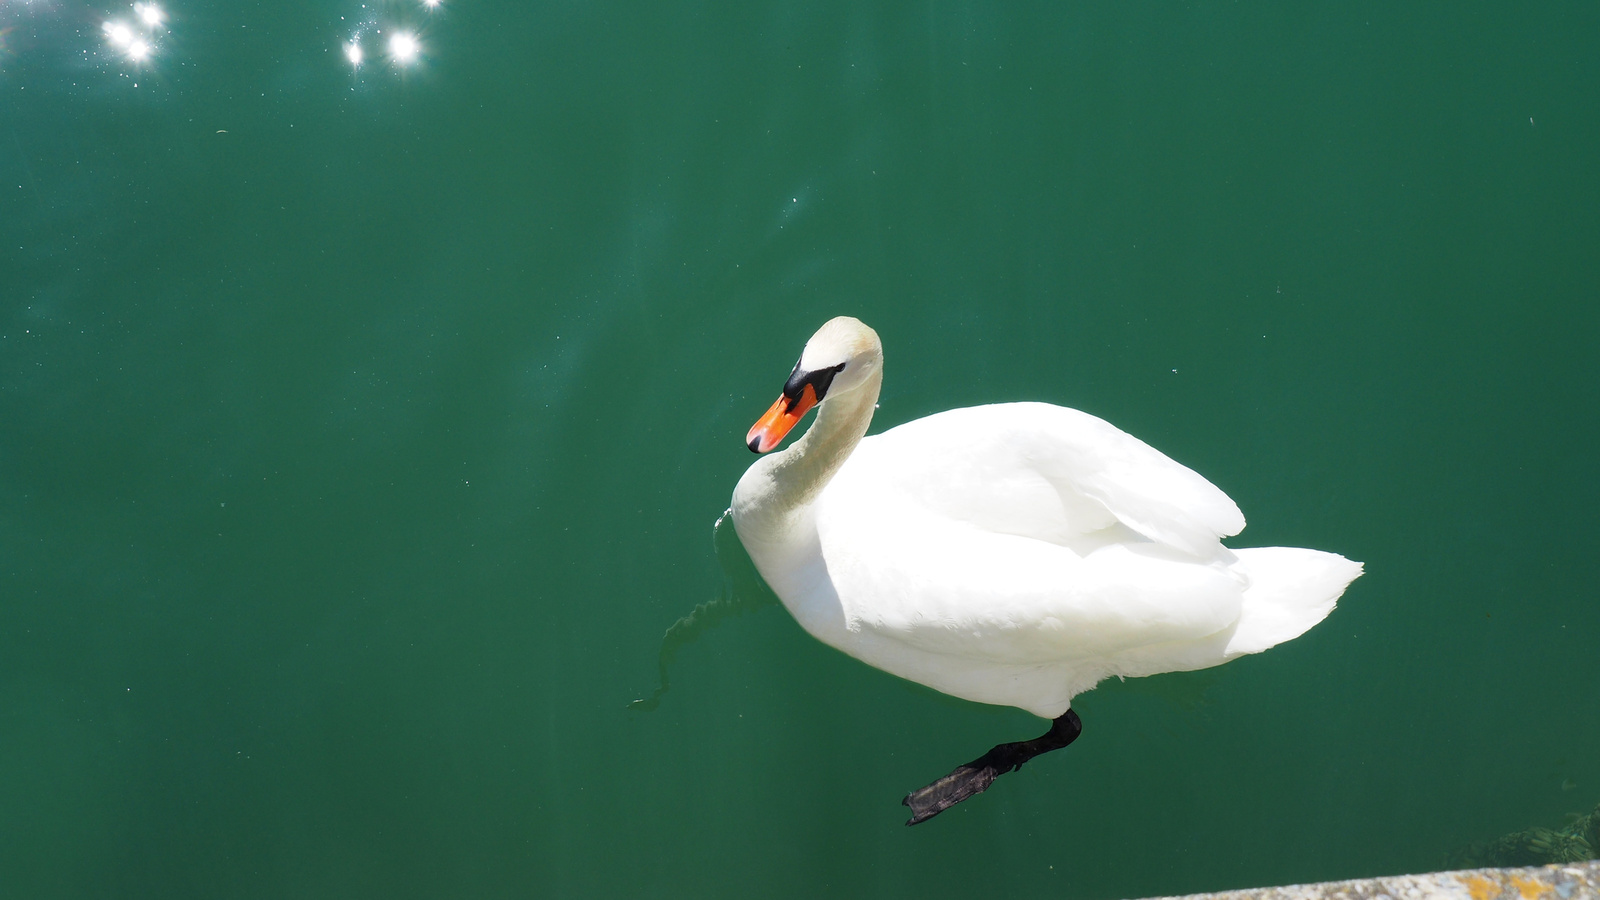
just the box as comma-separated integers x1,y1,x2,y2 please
1135,859,1600,900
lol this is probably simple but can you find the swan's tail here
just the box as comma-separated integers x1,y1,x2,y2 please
1225,547,1363,658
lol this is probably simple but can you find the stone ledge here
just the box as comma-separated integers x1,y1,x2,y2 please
1137,860,1600,900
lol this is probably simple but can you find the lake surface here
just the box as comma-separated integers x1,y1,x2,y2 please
2,1,1597,897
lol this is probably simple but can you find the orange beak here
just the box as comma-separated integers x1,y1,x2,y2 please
746,384,820,453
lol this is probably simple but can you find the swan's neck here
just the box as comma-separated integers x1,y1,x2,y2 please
734,367,882,535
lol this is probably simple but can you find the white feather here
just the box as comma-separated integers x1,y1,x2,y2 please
732,319,1362,719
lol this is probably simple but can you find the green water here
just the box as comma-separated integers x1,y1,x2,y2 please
3,1,1597,896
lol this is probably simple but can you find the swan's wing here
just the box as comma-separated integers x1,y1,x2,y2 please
814,501,1244,666
813,402,1249,666
842,402,1244,559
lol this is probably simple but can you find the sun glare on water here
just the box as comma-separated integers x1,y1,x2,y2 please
102,2,166,63
387,31,421,64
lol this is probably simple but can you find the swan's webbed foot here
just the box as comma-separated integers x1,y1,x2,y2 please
902,709,1082,826
900,752,1013,825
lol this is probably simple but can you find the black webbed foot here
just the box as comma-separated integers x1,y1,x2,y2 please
902,709,1082,826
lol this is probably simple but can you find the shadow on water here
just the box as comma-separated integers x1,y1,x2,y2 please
628,511,779,712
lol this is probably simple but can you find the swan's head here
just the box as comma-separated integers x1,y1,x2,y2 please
747,316,882,453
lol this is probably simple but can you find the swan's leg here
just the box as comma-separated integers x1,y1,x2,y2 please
902,709,1082,826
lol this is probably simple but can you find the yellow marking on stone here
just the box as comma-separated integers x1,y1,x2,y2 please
1509,874,1549,900
1463,874,1504,900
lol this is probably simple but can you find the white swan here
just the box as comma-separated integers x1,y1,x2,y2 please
731,316,1362,824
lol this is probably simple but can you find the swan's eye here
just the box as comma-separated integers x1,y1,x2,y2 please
782,361,847,404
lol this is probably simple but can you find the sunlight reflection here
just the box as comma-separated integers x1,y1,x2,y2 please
134,3,165,28
338,0,445,77
387,31,420,65
102,2,167,64
103,20,136,48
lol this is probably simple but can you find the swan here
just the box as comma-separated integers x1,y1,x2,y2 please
730,316,1363,825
